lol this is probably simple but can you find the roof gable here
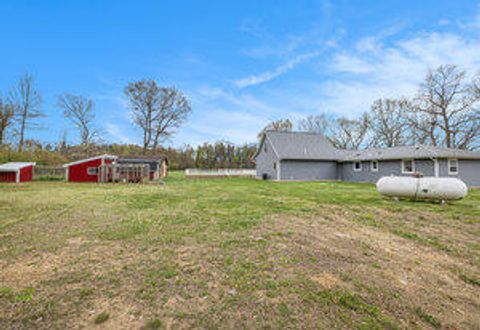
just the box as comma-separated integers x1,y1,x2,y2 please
262,131,342,160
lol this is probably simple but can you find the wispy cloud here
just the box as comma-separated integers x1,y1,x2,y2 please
238,18,267,39
318,30,480,117
234,50,323,88
104,123,135,144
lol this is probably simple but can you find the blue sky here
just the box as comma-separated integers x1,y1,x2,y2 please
1,0,480,147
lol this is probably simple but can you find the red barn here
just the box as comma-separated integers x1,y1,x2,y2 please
0,162,36,183
63,154,117,182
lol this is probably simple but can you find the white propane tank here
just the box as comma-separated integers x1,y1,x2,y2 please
376,176,468,201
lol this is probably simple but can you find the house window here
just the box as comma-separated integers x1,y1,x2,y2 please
353,161,362,172
273,162,277,170
402,159,415,174
87,167,98,175
371,160,379,172
448,159,459,175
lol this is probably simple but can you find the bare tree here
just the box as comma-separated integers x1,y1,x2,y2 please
369,98,409,147
124,80,191,153
258,119,293,140
297,113,334,135
58,94,98,146
57,129,68,154
414,65,480,149
328,113,370,150
9,73,43,151
151,87,191,149
0,96,15,145
407,98,441,146
125,80,158,152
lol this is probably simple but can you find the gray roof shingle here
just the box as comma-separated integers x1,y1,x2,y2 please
259,131,480,161
261,131,343,160
343,145,480,161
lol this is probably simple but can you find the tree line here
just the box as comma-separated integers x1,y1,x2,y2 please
0,141,257,170
262,65,480,150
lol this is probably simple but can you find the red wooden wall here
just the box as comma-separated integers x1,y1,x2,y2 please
67,159,102,182
67,158,114,182
0,172,16,182
19,165,33,182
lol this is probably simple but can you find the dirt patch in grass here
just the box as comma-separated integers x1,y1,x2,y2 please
0,236,149,329
263,208,480,329
0,237,133,289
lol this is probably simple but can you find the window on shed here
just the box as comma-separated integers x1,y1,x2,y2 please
402,159,415,174
448,159,459,175
371,160,379,172
353,161,362,172
273,162,277,170
87,167,98,175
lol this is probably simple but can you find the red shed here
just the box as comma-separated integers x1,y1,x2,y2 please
63,154,117,182
0,162,36,183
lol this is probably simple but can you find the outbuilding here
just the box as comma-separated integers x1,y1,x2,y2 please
62,154,168,183
63,154,117,182
0,162,36,183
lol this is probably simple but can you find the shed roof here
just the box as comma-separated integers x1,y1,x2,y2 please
0,162,36,172
62,154,118,168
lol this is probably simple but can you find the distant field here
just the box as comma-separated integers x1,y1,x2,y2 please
1,172,479,329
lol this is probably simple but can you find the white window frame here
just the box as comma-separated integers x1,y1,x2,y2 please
353,161,362,172
370,160,379,172
448,158,459,175
87,167,98,175
401,159,415,174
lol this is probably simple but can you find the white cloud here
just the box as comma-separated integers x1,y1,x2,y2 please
182,87,279,144
238,18,266,39
104,123,135,144
320,31,480,117
234,50,322,88
195,86,279,115
438,19,451,26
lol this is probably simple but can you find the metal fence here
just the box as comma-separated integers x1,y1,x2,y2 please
33,166,65,178
185,168,256,178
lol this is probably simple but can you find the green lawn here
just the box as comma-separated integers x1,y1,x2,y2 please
1,172,479,329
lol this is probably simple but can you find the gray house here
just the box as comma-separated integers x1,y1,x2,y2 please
255,131,480,187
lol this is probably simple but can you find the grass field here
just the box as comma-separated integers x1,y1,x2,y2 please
1,173,479,329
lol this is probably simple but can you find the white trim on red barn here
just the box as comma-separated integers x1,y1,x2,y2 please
0,162,36,183
0,162,36,172
62,154,118,168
